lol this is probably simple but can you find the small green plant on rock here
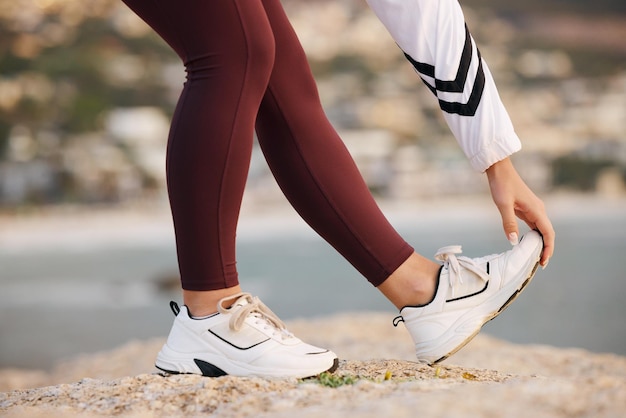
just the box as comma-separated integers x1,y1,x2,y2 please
309,372,358,388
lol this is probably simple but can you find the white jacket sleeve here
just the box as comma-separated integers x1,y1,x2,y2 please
365,0,521,172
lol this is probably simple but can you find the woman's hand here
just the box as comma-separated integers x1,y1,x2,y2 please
486,157,554,267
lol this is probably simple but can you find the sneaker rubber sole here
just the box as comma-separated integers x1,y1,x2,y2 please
155,346,339,379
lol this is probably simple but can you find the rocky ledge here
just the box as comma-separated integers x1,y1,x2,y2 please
1,313,624,417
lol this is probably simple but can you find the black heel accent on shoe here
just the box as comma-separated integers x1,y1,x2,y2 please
194,359,228,377
169,301,180,316
326,358,339,374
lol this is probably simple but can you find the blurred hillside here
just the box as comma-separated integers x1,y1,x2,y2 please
461,0,625,15
0,0,625,210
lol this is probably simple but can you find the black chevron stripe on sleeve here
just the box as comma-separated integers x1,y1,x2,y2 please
434,24,473,93
402,25,485,117
404,55,435,78
437,50,485,116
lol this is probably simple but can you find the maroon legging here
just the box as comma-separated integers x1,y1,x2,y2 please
122,0,414,290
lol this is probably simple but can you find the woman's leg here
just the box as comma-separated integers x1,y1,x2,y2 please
121,0,339,378
121,0,274,308
255,0,440,301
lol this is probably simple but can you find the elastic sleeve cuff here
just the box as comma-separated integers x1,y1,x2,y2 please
469,133,522,172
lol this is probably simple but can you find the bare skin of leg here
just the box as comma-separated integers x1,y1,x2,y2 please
183,285,243,317
183,252,439,317
377,252,440,310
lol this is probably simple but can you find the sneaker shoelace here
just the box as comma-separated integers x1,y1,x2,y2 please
435,246,491,298
218,292,294,340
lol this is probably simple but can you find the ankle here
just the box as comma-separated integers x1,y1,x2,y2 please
377,253,440,310
183,285,242,317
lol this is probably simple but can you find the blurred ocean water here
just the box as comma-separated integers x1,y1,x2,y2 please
1,196,625,370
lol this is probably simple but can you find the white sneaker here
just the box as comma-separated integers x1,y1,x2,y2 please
155,293,338,378
394,230,544,364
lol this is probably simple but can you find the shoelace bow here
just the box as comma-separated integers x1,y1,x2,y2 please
218,292,292,339
434,245,491,297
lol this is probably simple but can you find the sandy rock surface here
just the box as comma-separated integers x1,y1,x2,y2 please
1,313,625,417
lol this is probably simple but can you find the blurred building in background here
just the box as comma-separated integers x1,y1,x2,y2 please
0,0,625,210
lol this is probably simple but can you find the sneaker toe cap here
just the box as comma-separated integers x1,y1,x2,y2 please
519,229,544,252
501,230,542,275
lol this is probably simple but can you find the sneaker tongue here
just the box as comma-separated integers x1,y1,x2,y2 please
443,260,490,297
232,296,250,308
219,294,252,313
